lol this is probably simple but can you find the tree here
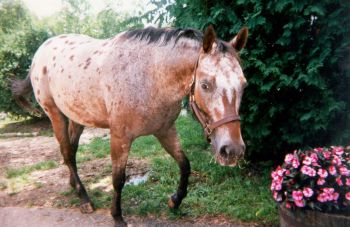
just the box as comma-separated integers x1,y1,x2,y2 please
0,1,50,117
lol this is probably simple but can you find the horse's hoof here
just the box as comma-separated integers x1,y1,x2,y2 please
168,194,179,209
114,218,127,227
80,202,94,213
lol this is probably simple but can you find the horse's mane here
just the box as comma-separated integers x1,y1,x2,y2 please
124,27,232,54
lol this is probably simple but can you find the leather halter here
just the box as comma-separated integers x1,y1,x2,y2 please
189,56,241,140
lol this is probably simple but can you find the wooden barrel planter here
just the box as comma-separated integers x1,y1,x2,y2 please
279,205,350,227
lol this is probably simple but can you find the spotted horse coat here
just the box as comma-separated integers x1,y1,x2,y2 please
12,25,248,226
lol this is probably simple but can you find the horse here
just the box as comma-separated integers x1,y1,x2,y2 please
11,25,248,226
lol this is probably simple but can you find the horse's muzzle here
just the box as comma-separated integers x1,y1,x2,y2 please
215,143,245,166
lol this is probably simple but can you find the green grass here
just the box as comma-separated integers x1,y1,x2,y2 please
6,160,59,178
76,114,278,225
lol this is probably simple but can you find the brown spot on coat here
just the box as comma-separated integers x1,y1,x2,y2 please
60,35,67,38
68,75,72,79
84,61,91,69
107,85,111,91
83,57,92,69
61,68,64,73
93,50,98,55
102,42,108,46
53,56,56,61
69,41,75,45
37,89,40,95
69,55,74,61
42,66,47,74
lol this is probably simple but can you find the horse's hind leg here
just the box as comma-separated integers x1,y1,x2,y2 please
67,120,84,188
45,105,93,213
155,125,191,209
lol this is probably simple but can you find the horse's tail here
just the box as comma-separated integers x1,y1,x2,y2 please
11,74,42,116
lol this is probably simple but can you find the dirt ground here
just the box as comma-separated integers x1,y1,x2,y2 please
0,119,253,227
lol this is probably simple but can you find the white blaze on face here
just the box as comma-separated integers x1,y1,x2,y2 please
199,55,246,121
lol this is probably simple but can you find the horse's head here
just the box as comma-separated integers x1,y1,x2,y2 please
192,25,248,166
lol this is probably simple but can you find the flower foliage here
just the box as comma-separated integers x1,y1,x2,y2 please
271,146,350,212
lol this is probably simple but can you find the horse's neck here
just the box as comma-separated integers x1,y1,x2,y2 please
155,46,200,102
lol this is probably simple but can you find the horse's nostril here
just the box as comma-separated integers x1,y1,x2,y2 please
219,145,229,158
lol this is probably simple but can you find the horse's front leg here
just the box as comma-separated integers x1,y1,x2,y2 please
155,125,191,209
110,129,132,227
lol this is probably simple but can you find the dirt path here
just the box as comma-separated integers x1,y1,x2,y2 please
0,207,245,227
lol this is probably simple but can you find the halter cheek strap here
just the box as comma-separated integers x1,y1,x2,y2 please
189,56,241,140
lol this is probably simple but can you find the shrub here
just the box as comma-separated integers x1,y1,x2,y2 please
0,27,50,117
158,0,350,160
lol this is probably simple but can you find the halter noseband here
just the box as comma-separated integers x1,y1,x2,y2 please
189,56,241,140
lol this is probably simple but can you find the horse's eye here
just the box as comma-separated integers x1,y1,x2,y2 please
201,83,209,90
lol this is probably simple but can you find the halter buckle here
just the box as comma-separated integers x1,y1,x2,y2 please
204,124,212,136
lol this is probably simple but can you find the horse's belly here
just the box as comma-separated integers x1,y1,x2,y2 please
57,97,109,128
51,84,109,128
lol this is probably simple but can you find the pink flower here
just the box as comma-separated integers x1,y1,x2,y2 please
271,177,282,191
332,192,339,201
323,151,331,159
323,188,335,194
339,166,350,176
292,190,303,201
294,199,305,207
303,187,314,197
284,154,294,164
285,202,292,209
271,166,285,179
332,156,342,166
303,156,312,165
317,178,326,185
276,167,286,177
336,177,343,186
273,191,282,202
285,170,291,175
314,147,324,152
310,153,319,166
274,181,282,191
322,188,339,201
332,146,344,156
317,193,328,202
329,166,337,175
292,158,300,168
317,168,328,178
346,178,350,186
345,192,350,201
301,165,316,177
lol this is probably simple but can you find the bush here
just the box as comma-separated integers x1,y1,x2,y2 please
0,27,50,117
160,0,350,161
0,1,51,117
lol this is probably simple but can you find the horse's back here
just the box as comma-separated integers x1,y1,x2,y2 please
30,34,121,128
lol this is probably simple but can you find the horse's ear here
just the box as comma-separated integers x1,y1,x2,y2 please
230,27,248,52
203,25,216,53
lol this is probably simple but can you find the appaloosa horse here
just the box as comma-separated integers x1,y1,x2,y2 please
12,25,248,226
